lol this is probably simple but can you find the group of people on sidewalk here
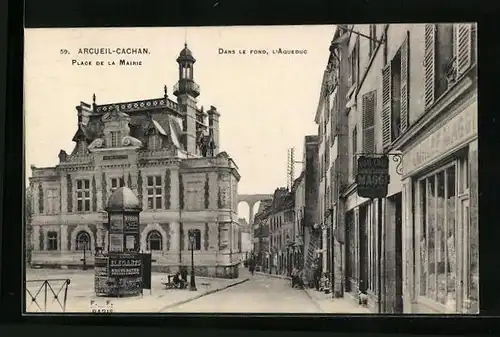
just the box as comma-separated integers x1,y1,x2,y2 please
291,267,304,288
310,258,331,293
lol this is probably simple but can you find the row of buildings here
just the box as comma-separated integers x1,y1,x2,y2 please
26,43,249,279
253,23,478,314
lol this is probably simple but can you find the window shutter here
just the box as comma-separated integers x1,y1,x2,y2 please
424,24,436,110
382,64,392,148
456,23,472,77
362,91,376,154
400,31,410,133
352,127,358,178
332,93,338,140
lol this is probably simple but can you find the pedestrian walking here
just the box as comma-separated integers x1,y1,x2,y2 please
291,267,298,288
313,259,322,291
249,258,255,275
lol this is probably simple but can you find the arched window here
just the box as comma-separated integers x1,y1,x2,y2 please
147,230,163,251
47,231,58,251
76,231,91,250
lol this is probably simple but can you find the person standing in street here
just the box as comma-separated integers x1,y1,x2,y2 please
249,256,255,275
313,258,322,291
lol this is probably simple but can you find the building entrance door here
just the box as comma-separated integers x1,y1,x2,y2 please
394,193,403,313
458,197,471,313
359,206,368,293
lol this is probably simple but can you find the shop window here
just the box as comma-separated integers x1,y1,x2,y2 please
369,205,377,293
146,230,163,251
417,164,458,309
359,206,369,292
47,231,58,251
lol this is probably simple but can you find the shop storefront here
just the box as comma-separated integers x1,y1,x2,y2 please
401,98,478,314
342,185,381,311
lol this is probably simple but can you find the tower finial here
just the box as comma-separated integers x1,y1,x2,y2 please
184,27,188,47
164,85,167,96
92,93,96,104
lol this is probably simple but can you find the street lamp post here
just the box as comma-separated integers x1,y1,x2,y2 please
82,242,87,270
188,231,197,291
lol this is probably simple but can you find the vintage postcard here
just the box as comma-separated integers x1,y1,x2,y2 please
24,24,478,315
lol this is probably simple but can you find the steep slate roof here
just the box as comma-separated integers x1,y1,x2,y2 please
167,115,183,149
71,106,184,151
151,119,168,136
71,124,94,142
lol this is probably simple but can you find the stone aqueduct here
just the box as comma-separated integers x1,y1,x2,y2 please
237,194,273,225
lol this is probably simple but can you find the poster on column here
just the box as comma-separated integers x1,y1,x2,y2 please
23,17,479,316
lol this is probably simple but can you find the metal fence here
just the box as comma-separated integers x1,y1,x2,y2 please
25,279,71,312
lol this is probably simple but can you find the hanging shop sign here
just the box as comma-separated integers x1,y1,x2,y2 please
356,155,390,199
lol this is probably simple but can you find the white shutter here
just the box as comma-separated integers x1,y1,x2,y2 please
456,23,472,77
382,63,392,148
400,31,410,133
424,24,436,110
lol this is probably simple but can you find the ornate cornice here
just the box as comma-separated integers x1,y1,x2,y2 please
59,165,95,172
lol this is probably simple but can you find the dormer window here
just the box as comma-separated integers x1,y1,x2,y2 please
148,131,162,150
110,131,121,147
77,140,87,154
110,177,120,193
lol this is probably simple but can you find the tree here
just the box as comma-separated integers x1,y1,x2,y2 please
25,187,33,265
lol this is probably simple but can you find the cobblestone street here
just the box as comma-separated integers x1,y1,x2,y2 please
26,267,370,313
162,271,371,313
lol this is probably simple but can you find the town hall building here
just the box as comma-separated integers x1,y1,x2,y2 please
28,44,242,278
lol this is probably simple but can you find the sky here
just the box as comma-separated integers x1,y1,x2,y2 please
24,25,335,221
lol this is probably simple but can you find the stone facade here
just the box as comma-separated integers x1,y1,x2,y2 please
313,23,477,313
28,45,242,279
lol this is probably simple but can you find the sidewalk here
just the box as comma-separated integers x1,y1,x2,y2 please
255,271,291,280
303,287,372,314
26,268,249,313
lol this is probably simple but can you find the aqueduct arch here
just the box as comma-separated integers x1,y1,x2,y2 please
238,194,273,225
